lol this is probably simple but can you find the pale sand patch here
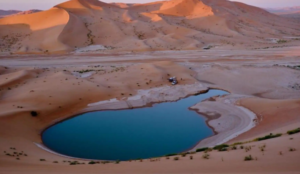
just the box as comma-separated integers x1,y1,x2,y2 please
190,95,257,150
84,82,208,111
74,45,107,53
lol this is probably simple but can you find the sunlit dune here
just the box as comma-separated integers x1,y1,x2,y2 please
0,0,299,54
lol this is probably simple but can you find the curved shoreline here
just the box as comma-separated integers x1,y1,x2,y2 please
37,83,257,160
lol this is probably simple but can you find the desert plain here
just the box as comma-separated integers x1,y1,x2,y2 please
0,0,300,173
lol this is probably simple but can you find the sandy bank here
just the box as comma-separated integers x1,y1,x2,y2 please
190,94,257,150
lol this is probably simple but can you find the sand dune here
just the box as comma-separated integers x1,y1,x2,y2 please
228,98,300,144
0,7,89,53
1,0,300,54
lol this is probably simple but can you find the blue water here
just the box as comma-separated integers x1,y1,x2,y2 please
42,89,228,161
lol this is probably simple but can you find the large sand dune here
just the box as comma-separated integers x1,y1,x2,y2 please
1,0,300,54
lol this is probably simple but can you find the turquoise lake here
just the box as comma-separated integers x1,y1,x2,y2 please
42,89,228,161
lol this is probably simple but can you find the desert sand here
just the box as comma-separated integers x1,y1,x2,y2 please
0,47,300,173
0,0,300,173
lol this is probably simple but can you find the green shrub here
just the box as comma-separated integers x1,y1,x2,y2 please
213,144,229,150
70,161,78,165
88,161,96,165
174,157,179,161
40,159,46,161
231,142,243,146
196,147,209,152
115,160,120,164
244,155,253,161
254,133,282,141
165,153,178,157
287,128,300,135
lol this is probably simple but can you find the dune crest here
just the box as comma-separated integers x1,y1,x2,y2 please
1,0,300,54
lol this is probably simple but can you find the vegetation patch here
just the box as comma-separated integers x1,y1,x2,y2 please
202,153,210,159
231,142,243,146
254,133,282,141
88,161,96,165
196,147,209,152
165,153,178,157
287,128,300,135
213,144,229,150
244,155,253,161
277,39,287,44
219,147,228,152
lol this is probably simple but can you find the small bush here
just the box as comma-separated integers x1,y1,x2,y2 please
289,148,296,152
219,147,228,152
244,155,253,161
204,148,213,153
190,156,193,160
213,144,229,150
174,157,179,161
254,133,282,141
88,161,96,165
196,147,209,152
231,142,243,146
40,159,46,161
70,161,78,165
31,111,38,117
115,160,120,164
287,128,300,135
202,153,210,159
53,161,58,163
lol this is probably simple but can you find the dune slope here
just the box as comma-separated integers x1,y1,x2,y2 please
1,0,300,53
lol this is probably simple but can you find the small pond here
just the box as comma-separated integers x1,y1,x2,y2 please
42,89,228,161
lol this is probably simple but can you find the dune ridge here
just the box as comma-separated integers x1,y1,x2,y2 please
1,0,300,54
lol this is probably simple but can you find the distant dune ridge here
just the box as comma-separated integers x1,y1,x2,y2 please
0,0,300,54
0,10,21,17
266,6,300,14
267,6,300,20
0,9,41,18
